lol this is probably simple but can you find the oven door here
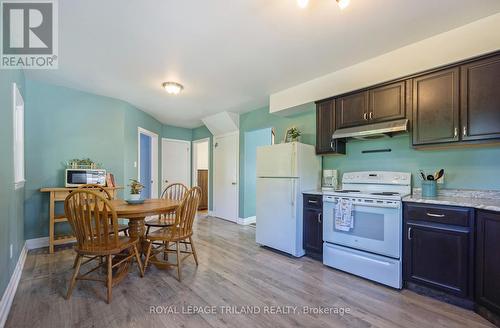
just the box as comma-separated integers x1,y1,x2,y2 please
323,196,401,259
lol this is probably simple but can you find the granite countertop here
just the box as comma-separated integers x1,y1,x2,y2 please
403,189,500,212
302,190,324,195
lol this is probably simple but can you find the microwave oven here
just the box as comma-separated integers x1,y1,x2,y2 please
65,169,107,187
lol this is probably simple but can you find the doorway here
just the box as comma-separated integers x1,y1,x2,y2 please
192,138,210,210
213,131,239,222
138,127,159,198
162,138,191,191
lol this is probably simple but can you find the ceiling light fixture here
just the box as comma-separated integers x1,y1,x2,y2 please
297,0,309,8
336,0,350,10
162,82,184,95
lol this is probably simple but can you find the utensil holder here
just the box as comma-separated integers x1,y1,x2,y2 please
421,180,437,198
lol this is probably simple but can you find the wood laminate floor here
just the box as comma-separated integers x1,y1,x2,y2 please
6,216,495,328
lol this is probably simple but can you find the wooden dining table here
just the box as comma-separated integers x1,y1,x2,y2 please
109,198,181,253
104,198,181,280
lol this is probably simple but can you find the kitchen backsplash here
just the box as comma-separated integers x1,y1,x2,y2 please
323,134,500,191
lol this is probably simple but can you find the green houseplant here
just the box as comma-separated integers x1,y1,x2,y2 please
285,127,301,143
128,179,144,200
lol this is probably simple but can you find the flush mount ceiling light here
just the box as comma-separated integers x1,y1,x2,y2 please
297,0,350,10
297,0,309,8
162,82,184,95
336,0,350,10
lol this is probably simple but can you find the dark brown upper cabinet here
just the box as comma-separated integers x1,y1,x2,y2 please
315,99,346,155
412,67,460,146
336,81,406,129
461,54,500,142
336,91,369,129
369,81,406,123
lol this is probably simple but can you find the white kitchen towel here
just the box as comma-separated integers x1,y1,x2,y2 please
334,198,354,232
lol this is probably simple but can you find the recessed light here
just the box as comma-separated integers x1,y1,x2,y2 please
336,0,350,10
162,82,184,95
297,0,309,8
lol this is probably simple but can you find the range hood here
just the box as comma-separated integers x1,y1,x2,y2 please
332,119,409,140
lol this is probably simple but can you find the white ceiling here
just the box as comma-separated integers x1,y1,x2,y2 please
26,0,500,128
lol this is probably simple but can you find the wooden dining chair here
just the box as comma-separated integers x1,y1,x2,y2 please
78,184,129,236
144,186,201,281
145,183,188,236
65,190,144,303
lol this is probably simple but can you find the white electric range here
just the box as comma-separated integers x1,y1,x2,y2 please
322,171,411,289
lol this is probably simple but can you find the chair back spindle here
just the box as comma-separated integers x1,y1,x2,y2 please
173,187,201,237
65,190,119,251
161,183,188,221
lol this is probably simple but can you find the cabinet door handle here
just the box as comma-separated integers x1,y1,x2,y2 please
407,227,412,240
308,200,318,204
426,212,445,218
317,212,322,224
454,127,458,138
463,126,467,137
369,112,373,120
363,113,368,120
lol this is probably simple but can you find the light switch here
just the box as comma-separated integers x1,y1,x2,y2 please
134,161,137,168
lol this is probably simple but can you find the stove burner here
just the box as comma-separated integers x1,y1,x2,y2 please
370,192,400,196
335,190,361,193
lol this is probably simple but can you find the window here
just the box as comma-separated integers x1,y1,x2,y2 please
13,83,25,189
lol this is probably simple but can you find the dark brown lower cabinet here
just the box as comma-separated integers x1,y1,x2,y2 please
476,210,500,325
303,194,323,260
403,203,474,307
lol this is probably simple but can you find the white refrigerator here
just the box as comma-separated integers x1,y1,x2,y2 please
255,142,321,257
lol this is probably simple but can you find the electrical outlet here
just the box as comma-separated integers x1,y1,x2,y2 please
134,161,137,168
10,244,13,259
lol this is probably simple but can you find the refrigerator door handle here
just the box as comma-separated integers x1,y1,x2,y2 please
291,180,295,207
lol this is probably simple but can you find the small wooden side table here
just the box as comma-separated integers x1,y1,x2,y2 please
40,186,123,253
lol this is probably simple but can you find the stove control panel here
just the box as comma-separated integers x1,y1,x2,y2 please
342,171,411,185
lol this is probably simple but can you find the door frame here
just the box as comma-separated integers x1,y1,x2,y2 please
161,138,192,190
213,130,239,222
137,127,159,198
192,137,210,208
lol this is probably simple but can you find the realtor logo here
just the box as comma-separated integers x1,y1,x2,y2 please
1,0,58,69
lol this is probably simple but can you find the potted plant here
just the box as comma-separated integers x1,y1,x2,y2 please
128,179,144,200
285,127,301,143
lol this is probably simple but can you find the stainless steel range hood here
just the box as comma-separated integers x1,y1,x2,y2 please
332,119,409,140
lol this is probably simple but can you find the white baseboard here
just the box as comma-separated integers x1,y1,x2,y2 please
0,242,27,328
237,216,256,225
26,237,49,250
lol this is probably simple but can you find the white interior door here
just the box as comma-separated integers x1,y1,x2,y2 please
213,132,239,222
162,138,191,191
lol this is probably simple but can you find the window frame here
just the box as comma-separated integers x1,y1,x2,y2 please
13,83,25,190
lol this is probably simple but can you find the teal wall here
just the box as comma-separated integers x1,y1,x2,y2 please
24,80,165,239
242,128,272,218
163,124,193,141
324,134,500,190
0,70,26,298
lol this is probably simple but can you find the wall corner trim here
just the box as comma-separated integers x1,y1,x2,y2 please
237,216,256,225
0,243,28,328
26,237,49,250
